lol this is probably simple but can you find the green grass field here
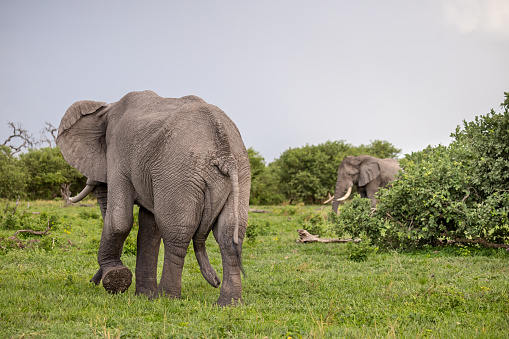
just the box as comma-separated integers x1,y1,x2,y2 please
1,200,508,338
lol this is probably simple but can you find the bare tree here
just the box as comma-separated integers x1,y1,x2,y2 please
60,183,72,206
40,122,58,148
2,122,37,154
3,121,59,153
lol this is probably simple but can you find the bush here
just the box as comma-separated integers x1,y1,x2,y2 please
0,146,27,199
245,220,271,243
19,147,86,199
333,93,509,249
345,241,378,262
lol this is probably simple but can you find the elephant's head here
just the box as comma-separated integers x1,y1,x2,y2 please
331,155,381,213
57,100,112,202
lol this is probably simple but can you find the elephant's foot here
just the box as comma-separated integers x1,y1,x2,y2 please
102,266,132,294
158,285,182,300
216,295,243,307
135,278,159,300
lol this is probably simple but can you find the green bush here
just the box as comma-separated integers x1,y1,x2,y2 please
245,220,271,243
333,93,509,249
0,146,27,199
345,241,378,262
301,209,336,237
19,147,86,199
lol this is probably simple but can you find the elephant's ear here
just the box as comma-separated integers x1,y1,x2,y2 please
57,100,109,183
358,161,381,187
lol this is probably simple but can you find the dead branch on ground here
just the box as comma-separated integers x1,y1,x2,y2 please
297,229,361,243
249,209,270,213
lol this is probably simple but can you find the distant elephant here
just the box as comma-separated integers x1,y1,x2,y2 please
326,155,400,212
57,90,250,306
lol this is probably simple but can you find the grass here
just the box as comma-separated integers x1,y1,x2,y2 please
0,200,508,338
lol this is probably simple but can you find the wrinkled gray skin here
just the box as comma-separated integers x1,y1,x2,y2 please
57,91,250,306
331,155,400,212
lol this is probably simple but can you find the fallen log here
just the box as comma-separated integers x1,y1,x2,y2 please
249,209,270,213
297,229,361,243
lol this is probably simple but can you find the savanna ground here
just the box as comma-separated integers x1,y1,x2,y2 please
0,199,508,338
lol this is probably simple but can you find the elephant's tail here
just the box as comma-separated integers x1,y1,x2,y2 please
211,155,240,246
203,105,245,275
211,152,245,277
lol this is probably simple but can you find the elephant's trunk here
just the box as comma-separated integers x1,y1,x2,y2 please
69,179,100,203
332,186,353,213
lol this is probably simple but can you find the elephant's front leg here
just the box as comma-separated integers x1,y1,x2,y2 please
135,206,161,299
96,181,136,294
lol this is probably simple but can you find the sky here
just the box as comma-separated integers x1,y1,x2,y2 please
1,0,508,163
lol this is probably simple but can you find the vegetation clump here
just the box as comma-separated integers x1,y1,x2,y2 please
333,93,509,250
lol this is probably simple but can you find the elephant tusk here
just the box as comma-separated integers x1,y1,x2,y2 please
70,184,96,203
336,186,352,202
323,195,335,204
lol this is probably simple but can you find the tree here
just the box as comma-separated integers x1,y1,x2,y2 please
450,92,509,198
18,147,86,199
247,147,285,205
360,140,402,159
0,145,27,198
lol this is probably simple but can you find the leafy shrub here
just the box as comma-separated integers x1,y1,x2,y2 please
0,146,27,198
1,213,22,230
17,147,86,199
0,238,18,254
333,93,509,249
39,236,60,251
345,241,377,262
301,210,336,237
245,220,270,243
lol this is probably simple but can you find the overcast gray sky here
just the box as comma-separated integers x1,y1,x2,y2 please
1,0,508,162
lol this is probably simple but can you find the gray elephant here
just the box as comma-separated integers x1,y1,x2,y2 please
57,90,250,306
325,155,400,212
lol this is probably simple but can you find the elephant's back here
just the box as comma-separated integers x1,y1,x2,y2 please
115,91,247,166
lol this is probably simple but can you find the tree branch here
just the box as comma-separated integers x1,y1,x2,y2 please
297,229,361,243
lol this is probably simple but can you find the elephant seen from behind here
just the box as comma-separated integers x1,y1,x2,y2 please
57,90,250,306
326,155,400,212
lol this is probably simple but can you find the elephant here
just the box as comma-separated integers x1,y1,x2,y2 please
325,155,400,212
56,90,250,306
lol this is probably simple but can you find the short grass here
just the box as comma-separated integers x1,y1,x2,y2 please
1,200,508,338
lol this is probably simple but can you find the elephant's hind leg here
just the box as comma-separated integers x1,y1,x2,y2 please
135,206,161,299
155,197,203,299
213,197,246,306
